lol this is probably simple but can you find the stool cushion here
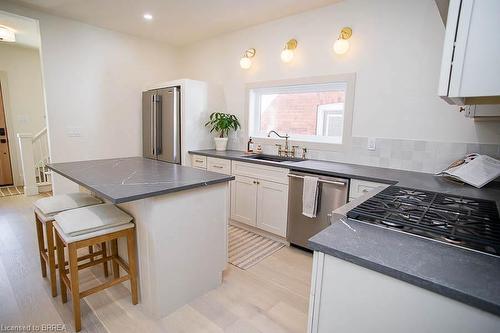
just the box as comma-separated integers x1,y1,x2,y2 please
54,221,134,243
34,193,102,217
55,204,133,237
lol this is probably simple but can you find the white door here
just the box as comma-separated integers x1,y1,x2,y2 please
256,180,288,237
230,175,258,226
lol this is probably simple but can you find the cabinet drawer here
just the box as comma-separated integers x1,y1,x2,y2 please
349,179,386,199
191,154,207,169
207,157,231,175
232,161,289,185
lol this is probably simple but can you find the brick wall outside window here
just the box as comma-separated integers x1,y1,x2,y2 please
260,91,345,136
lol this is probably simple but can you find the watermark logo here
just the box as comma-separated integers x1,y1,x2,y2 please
0,324,66,332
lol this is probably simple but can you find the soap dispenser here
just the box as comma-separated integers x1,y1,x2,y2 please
247,137,254,153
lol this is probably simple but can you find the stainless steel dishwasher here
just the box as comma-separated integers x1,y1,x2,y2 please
287,171,349,249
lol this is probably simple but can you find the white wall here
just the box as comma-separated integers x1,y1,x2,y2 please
0,44,46,186
0,1,181,193
179,0,500,149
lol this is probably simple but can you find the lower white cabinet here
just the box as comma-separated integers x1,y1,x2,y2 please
230,175,258,226
256,180,288,237
230,161,288,237
349,178,387,202
308,252,500,333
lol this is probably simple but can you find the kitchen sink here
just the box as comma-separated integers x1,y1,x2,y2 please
242,154,305,163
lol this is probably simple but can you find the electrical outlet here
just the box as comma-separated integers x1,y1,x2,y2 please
367,137,376,151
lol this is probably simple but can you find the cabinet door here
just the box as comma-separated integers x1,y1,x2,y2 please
230,175,257,226
449,0,500,97
256,180,288,237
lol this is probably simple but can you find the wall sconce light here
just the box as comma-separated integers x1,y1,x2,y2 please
240,48,256,69
281,39,297,63
0,25,16,43
333,27,352,55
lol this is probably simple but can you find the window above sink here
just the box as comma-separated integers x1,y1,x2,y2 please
247,74,356,151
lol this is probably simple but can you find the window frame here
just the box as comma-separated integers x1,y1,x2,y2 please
246,73,356,151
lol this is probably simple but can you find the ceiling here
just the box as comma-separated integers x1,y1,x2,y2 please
0,10,40,48
13,0,341,46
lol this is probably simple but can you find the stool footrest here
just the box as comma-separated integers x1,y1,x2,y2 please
79,275,130,299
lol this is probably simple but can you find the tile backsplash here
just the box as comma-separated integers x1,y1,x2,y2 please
244,137,500,174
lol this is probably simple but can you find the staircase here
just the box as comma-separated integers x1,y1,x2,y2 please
17,127,52,196
33,128,51,191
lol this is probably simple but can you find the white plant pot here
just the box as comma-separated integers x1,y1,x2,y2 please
214,137,228,151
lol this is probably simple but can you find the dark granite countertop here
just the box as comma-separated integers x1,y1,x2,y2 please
189,149,500,207
310,213,500,316
190,149,500,315
48,157,234,203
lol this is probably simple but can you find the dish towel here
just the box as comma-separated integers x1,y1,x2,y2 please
302,176,319,218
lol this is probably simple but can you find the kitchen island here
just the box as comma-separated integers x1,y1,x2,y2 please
48,157,234,318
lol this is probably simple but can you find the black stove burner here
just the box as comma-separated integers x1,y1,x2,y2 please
347,186,500,256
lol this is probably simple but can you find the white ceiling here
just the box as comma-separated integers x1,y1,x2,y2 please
13,0,341,46
0,10,40,48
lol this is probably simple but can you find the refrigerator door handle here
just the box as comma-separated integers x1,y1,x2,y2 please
172,88,179,162
149,94,156,156
155,94,163,155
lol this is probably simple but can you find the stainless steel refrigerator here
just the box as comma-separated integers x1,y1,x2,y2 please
142,86,181,164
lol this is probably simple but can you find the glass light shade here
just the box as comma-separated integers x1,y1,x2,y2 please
333,38,349,54
240,56,252,69
0,26,15,42
280,49,294,63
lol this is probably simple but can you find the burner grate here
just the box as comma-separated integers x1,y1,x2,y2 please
346,186,500,256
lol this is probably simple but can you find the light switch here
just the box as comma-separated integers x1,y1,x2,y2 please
66,127,82,137
367,137,376,151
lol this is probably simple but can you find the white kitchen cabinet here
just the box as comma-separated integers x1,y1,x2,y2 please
439,0,500,104
230,175,258,227
308,252,500,333
231,161,289,237
256,180,288,237
348,178,386,202
207,157,231,175
191,154,207,170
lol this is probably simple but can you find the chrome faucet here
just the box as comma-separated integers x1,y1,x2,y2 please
267,130,290,156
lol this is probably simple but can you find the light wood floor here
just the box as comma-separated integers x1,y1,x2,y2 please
0,194,312,333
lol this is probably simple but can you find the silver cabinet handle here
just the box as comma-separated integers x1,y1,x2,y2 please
287,174,346,186
195,159,204,163
151,94,155,155
213,165,223,169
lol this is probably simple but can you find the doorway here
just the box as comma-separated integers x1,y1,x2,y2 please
0,82,13,186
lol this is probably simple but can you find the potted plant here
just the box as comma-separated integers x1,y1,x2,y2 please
205,112,241,151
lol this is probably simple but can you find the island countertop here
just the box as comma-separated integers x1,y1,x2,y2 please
47,157,234,203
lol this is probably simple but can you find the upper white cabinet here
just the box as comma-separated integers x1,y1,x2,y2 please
438,0,500,104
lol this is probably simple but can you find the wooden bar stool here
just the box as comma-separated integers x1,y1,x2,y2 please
34,193,103,297
54,203,138,332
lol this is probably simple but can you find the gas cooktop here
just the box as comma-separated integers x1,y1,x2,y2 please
346,186,500,256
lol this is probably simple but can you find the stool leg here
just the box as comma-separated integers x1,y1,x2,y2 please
88,246,94,264
56,232,67,304
55,231,68,303
45,221,58,297
101,242,109,277
111,239,119,279
35,217,47,278
126,230,138,305
68,243,81,332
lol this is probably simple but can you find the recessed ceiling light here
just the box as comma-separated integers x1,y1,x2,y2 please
143,13,153,20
